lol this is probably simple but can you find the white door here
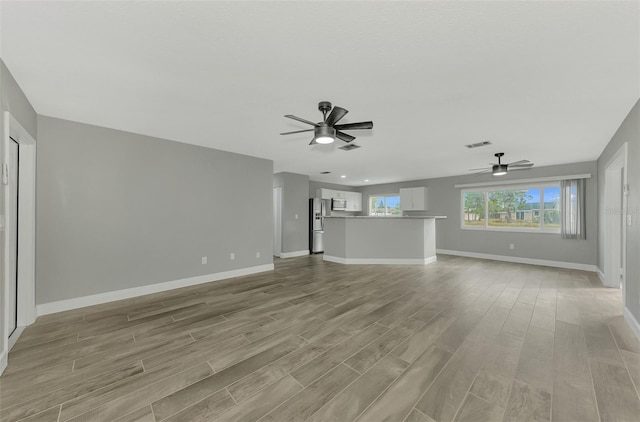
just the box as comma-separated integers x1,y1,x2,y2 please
273,187,282,257
7,139,19,336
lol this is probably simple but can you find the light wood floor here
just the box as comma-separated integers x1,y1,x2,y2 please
2,255,639,422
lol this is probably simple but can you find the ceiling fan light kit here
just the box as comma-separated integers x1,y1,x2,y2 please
492,164,508,176
314,125,335,144
281,101,373,149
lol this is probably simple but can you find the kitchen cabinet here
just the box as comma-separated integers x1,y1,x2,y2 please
317,188,335,199
345,192,363,212
316,189,362,211
400,187,428,211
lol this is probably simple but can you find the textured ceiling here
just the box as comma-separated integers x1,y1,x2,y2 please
1,1,638,185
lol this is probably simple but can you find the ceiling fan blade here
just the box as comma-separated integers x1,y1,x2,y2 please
473,170,492,175
335,131,356,143
506,160,530,166
284,115,318,126
309,138,317,145
509,166,534,171
280,129,314,135
509,163,534,168
325,106,348,126
334,121,374,131
468,167,490,171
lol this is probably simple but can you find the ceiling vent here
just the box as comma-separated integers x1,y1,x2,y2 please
339,144,361,151
465,141,492,149
320,171,331,174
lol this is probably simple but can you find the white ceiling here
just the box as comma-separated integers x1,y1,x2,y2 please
1,1,638,186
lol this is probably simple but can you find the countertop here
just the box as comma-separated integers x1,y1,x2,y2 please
325,216,447,219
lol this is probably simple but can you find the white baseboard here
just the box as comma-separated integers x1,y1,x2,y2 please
0,349,6,376
280,250,310,259
324,255,437,265
597,268,606,284
8,326,25,351
436,249,598,272
36,264,274,316
623,307,640,342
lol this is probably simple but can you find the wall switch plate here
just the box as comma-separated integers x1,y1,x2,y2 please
256,252,260,258
230,253,235,260
628,215,633,226
509,243,515,250
201,256,207,265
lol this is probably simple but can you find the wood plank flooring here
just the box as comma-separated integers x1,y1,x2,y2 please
1,254,639,422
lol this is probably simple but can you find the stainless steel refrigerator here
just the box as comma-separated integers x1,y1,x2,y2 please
309,198,327,253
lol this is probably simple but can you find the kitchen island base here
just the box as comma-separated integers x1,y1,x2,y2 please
323,217,442,265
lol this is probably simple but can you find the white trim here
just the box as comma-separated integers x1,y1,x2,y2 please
36,264,274,316
8,326,25,351
324,255,437,265
0,350,6,375
436,249,598,272
454,173,591,189
623,307,640,342
279,250,310,259
597,268,606,285
603,143,628,299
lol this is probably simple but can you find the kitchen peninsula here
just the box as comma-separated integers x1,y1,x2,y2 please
323,216,446,265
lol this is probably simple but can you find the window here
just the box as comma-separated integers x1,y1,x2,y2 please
462,184,561,232
369,194,401,216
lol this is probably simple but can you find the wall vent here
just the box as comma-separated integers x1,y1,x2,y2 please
465,141,492,149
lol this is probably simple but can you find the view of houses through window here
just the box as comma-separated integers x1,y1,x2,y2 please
463,185,561,232
369,195,402,216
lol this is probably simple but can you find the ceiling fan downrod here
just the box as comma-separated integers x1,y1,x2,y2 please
318,101,332,122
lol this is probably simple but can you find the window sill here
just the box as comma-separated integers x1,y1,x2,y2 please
460,226,561,235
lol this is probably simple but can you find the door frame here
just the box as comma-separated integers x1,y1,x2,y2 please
603,143,627,302
1,112,36,374
273,187,282,257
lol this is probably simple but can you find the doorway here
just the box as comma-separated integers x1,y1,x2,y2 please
7,138,19,337
603,143,627,301
1,112,37,375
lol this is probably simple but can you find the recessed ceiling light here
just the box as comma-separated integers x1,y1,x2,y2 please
340,175,346,178
364,179,369,182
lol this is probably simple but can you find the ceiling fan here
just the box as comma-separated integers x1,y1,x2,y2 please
280,101,373,148
470,153,534,176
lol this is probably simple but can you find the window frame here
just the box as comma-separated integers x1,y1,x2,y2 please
460,182,561,234
368,193,402,217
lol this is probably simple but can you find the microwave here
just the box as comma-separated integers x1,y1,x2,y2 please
331,198,347,210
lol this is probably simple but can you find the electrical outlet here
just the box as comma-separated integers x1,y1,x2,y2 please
509,243,515,250
256,252,261,258
201,256,207,265
230,253,235,260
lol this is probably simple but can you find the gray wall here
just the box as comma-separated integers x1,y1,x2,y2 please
597,99,640,323
273,172,309,254
36,116,273,304
357,161,598,266
0,60,37,358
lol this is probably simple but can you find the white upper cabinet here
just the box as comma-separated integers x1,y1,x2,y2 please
400,187,428,211
345,192,363,212
316,188,362,211
317,188,335,199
